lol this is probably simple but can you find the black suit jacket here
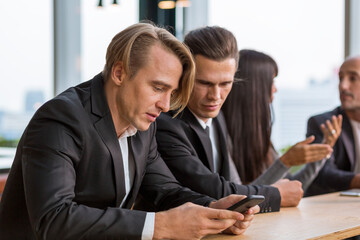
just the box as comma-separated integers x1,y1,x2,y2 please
155,107,281,213
305,106,356,196
0,74,213,240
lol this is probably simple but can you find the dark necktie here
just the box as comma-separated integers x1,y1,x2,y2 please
205,125,216,172
205,126,210,137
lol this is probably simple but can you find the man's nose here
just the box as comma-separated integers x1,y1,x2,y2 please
156,93,171,112
339,77,350,91
208,85,221,100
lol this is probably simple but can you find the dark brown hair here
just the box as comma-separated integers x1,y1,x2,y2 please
222,49,278,184
184,26,239,65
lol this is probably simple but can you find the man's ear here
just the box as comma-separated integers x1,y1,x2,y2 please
110,61,126,86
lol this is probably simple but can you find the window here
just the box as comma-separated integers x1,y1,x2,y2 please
209,0,344,149
0,0,139,169
0,0,53,168
81,0,138,82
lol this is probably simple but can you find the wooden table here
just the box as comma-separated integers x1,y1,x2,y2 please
204,191,360,240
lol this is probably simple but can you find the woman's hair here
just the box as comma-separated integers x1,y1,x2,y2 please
103,22,195,116
222,49,278,184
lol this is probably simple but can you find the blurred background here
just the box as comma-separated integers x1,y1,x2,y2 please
0,0,359,170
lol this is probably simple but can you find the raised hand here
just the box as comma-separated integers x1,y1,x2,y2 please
321,114,343,147
280,136,333,167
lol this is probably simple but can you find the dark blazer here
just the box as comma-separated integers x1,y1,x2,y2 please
155,107,281,213
305,106,356,196
0,74,213,240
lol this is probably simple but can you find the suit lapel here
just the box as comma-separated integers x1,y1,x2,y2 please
182,108,215,172
91,74,126,207
214,113,230,180
341,111,356,170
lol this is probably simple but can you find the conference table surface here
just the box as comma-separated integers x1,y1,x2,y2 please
204,191,360,240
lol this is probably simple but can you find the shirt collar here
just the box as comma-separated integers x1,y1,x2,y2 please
118,125,137,139
189,109,213,130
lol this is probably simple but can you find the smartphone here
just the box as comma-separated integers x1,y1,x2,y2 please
340,189,360,197
227,195,265,213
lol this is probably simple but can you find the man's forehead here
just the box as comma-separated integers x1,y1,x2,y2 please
340,58,360,73
195,55,236,72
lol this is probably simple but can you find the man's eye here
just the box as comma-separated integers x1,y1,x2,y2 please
154,86,163,92
199,81,210,86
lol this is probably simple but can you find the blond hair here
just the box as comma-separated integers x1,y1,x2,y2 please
103,22,195,115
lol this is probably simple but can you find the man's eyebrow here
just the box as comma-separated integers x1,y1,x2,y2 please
196,79,234,83
196,79,212,83
340,70,360,76
348,71,360,77
151,80,172,89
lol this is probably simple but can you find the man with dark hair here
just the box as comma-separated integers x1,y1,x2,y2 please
305,56,360,196
155,26,304,213
0,23,257,240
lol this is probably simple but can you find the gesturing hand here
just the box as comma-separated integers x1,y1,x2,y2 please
321,114,343,147
280,136,333,167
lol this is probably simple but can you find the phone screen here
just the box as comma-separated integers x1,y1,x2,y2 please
227,195,265,213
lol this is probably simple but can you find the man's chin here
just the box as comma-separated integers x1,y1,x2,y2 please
191,109,220,121
205,111,220,119
341,102,352,109
135,123,152,132
341,103,360,111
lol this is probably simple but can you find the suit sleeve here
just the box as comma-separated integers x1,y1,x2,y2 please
306,116,355,193
290,158,327,191
251,158,289,185
138,123,215,211
156,116,281,213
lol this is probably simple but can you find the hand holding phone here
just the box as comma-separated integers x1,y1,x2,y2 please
227,195,265,213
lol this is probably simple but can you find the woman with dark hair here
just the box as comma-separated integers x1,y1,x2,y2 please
222,49,342,190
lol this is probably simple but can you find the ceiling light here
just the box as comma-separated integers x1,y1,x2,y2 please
158,1,176,9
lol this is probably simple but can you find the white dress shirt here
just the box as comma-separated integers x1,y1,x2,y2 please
118,126,154,240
